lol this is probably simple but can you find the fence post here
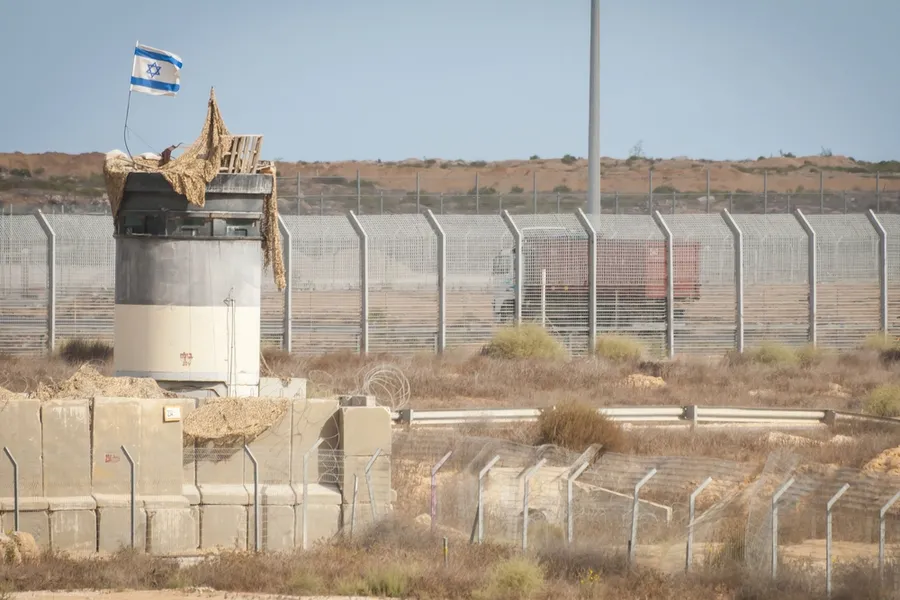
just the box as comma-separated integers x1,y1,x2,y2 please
35,210,56,352
771,476,795,579
879,490,900,582
615,191,619,214
685,477,713,572
416,172,421,213
820,171,825,214
365,448,381,522
763,171,768,214
575,209,598,354
566,460,590,545
706,169,711,214
501,211,523,326
425,210,446,353
722,210,745,353
244,445,260,552
356,170,361,213
350,474,359,538
522,458,547,552
121,445,135,550
430,451,453,535
533,172,538,214
347,211,369,355
475,173,480,214
628,468,657,567
866,210,888,335
826,483,850,598
794,210,817,345
301,437,325,550
876,172,881,212
3,447,19,532
648,169,654,214
476,455,500,544
277,214,292,353
652,211,675,358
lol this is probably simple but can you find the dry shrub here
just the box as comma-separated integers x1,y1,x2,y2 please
595,334,645,364
475,557,545,600
863,332,898,352
865,384,900,417
535,400,626,453
58,338,113,364
795,343,830,368
481,324,567,360
745,341,800,367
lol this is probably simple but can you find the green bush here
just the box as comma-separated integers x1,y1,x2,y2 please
745,342,799,367
865,384,900,418
536,400,625,453
481,325,567,360
476,557,544,600
595,335,644,364
58,338,113,364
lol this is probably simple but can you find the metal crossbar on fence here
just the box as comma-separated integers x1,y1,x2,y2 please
2,209,900,357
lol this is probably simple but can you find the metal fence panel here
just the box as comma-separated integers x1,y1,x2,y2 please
358,215,438,353
661,215,737,354
436,215,513,351
879,214,900,338
0,215,49,355
806,215,880,350
732,215,809,348
511,214,590,354
590,215,666,355
285,215,361,355
45,214,115,344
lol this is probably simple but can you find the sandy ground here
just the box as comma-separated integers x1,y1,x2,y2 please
11,591,385,600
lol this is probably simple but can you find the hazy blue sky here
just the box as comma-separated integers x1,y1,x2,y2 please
1,0,897,162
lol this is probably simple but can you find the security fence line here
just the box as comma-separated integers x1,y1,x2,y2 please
0,209,896,357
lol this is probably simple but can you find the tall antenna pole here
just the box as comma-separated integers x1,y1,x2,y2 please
587,0,601,216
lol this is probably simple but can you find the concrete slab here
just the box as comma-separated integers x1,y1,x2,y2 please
92,397,141,496
259,484,295,506
1,510,50,548
198,484,250,505
341,455,392,508
339,406,392,457
97,506,147,553
175,397,200,499
296,503,342,547
147,507,197,554
42,399,91,499
246,400,292,486
259,377,307,399
0,398,43,498
138,399,184,497
292,483,342,507
290,398,340,486
248,504,294,551
200,505,247,551
50,510,96,552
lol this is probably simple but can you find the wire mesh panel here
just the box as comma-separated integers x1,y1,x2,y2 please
590,215,667,356
806,215,880,350
436,215,513,351
260,247,283,349
511,214,590,354
358,215,438,354
661,215,736,355
286,215,360,355
732,215,809,348
0,215,49,355
46,214,115,345
879,214,900,337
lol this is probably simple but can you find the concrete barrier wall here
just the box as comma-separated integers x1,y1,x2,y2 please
0,387,394,555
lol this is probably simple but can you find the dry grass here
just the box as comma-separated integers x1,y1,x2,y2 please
480,324,568,360
535,400,626,453
594,335,645,364
865,384,900,417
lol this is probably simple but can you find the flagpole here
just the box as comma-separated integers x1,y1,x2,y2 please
123,40,138,161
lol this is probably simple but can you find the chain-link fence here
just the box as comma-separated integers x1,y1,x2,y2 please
2,210,897,357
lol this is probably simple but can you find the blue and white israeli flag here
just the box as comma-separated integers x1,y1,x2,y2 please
130,44,183,96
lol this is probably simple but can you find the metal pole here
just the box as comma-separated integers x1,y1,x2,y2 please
722,210,745,353
540,269,546,327
826,483,850,599
615,191,619,214
522,458,547,552
3,447,19,532
706,169,711,214
587,0,601,216
576,209,598,353
671,189,676,215
648,170,653,214
729,191,733,213
794,210,817,345
867,210,888,335
244,445,260,552
364,448,381,522
475,173,480,214
121,445,135,549
356,170,361,213
879,490,900,582
763,171,768,214
425,210,446,353
477,456,500,544
319,192,323,216
347,212,369,354
430,451,453,535
628,468,657,567
556,192,560,213
533,171,538,214
652,212,675,358
501,211,523,325
820,171,825,214
277,215,292,353
35,210,55,352
302,437,325,550
843,190,847,214
771,476,796,579
350,474,358,537
379,191,383,215
876,172,881,212
416,172,421,213
443,536,449,567
566,461,590,545
685,477,713,572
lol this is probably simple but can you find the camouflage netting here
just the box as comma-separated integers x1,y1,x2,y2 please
103,87,286,290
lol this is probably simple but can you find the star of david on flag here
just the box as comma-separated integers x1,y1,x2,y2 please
130,44,183,96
